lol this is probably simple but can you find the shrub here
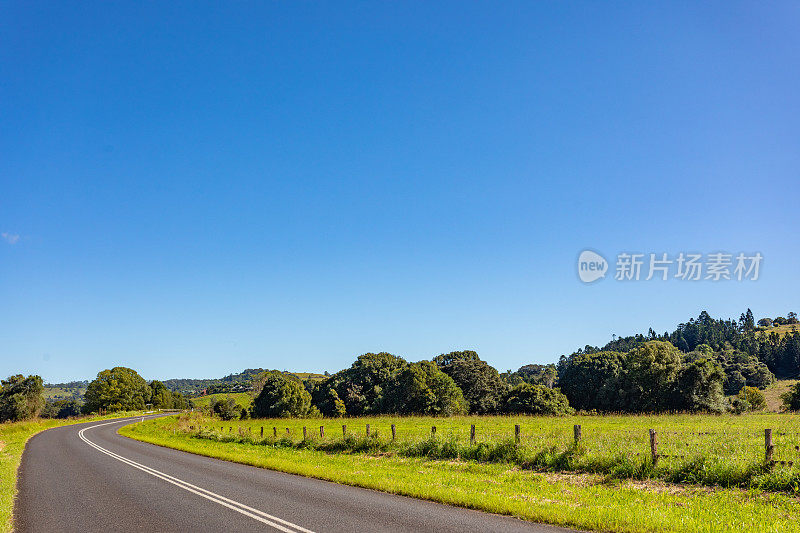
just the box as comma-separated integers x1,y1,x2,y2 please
502,383,574,416
0,374,45,422
212,398,240,420
781,382,800,412
252,371,312,418
737,386,766,411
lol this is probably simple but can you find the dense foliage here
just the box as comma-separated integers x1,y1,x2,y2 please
433,351,505,414
0,374,45,422
251,371,312,418
83,367,152,413
41,398,83,418
502,383,573,415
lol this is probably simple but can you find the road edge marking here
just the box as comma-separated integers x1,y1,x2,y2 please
78,419,314,533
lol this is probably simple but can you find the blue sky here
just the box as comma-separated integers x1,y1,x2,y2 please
1,2,798,382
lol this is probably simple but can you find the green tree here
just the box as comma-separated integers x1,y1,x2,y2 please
82,367,151,413
149,380,174,409
502,383,573,416
41,398,82,419
384,361,466,416
557,351,624,411
0,374,45,422
674,357,726,412
781,382,800,412
212,397,240,420
737,386,766,411
326,352,408,415
434,351,506,414
251,371,311,418
617,341,683,412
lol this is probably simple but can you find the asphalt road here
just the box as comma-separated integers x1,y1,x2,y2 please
15,416,576,533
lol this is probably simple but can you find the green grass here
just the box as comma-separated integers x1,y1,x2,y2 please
146,412,800,493
42,386,85,401
0,412,146,533
189,392,252,409
757,324,799,338
121,415,800,532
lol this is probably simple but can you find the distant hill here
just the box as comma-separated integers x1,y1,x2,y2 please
189,392,253,410
163,369,327,397
43,381,88,401
757,323,799,338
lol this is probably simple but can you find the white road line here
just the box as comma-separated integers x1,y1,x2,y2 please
78,419,314,533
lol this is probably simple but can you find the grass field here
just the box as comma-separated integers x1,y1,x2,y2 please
189,392,252,409
0,412,145,533
121,415,800,532
42,386,85,401
757,323,799,337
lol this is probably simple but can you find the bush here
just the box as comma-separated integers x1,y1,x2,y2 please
41,398,83,419
212,398,240,420
736,386,766,411
0,374,45,422
781,382,800,412
502,383,574,416
252,371,312,418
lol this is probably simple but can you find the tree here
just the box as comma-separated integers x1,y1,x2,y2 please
557,351,624,411
212,397,240,420
149,380,173,409
674,357,726,412
788,312,799,325
781,382,800,412
83,367,151,413
383,361,466,416
41,398,83,419
758,318,773,328
737,386,766,411
434,351,506,414
502,383,573,416
616,341,683,412
513,364,558,388
325,352,408,415
251,371,311,418
0,375,45,422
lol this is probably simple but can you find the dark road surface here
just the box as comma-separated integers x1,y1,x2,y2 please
15,416,577,532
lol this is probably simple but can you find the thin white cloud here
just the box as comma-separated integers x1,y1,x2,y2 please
1,232,20,244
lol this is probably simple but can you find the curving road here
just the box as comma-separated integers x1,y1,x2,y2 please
14,416,576,532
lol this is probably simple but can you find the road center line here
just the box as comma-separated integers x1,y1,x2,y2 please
78,419,314,533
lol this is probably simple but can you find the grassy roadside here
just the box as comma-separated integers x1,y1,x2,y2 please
0,412,145,533
121,416,800,533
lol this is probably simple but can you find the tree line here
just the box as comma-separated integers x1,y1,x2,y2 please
2,308,798,423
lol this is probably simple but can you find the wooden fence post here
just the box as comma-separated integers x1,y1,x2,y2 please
431,426,436,437
229,427,232,433
286,427,290,435
574,424,582,445
515,424,520,444
260,426,264,438
303,427,307,440
343,424,347,437
366,423,370,437
391,424,396,440
765,429,774,463
470,424,475,445
273,426,277,437
649,429,658,466
320,425,325,438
